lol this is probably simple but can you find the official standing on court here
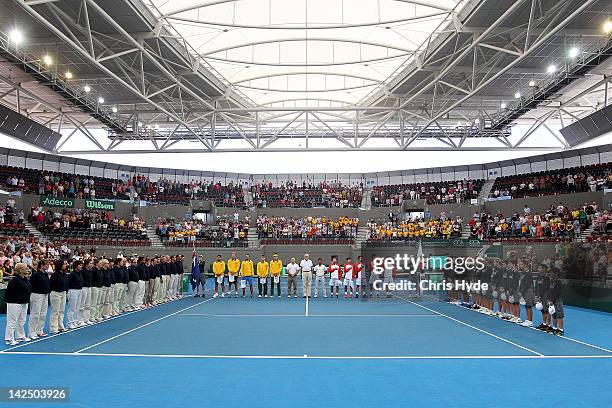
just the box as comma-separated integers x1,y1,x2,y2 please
127,258,140,310
286,257,299,298
300,253,313,298
80,259,93,324
49,260,69,334
28,260,50,339
4,263,31,345
90,260,103,322
66,260,83,329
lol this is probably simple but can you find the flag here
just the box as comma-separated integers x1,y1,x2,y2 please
190,247,200,291
416,240,423,270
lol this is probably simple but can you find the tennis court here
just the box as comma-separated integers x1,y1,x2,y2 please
1,285,611,408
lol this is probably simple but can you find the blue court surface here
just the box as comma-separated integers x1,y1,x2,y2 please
1,290,611,408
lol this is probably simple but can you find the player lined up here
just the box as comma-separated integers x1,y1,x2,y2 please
209,252,366,299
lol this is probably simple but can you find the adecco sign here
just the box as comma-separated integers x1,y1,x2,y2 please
39,196,75,208
85,199,115,211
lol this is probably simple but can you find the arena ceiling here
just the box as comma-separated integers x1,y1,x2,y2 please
0,0,610,155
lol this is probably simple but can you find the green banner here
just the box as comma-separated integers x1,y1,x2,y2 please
85,199,115,211
421,239,483,248
39,196,75,208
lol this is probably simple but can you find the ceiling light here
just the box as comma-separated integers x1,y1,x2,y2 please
514,92,521,99
154,124,160,130
568,47,579,58
42,55,53,66
138,122,143,127
111,106,118,113
83,85,91,93
500,103,507,109
603,20,612,34
64,71,73,79
9,29,23,44
529,80,535,87
546,64,557,74
97,97,105,104
475,118,480,124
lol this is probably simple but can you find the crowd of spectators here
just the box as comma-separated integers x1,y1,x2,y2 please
256,214,358,244
586,210,612,242
251,181,362,208
0,165,247,207
489,163,612,199
130,176,245,207
2,166,130,200
155,216,248,247
365,216,463,241
29,207,148,247
467,202,597,242
371,179,483,207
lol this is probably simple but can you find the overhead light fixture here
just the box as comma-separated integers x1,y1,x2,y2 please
529,80,536,87
514,92,521,99
138,122,143,127
64,71,73,79
568,47,579,58
83,85,91,93
97,97,105,104
604,20,612,34
501,103,507,109
547,64,557,74
154,124,160,130
9,29,23,44
474,118,480,124
112,106,118,113
42,55,53,66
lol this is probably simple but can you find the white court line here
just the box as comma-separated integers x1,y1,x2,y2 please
305,295,309,317
0,295,200,353
181,313,441,317
75,297,215,353
2,351,612,360
525,325,612,354
443,298,612,354
393,294,544,357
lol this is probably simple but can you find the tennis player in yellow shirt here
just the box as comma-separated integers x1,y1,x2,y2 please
227,251,241,298
257,255,269,298
212,255,226,298
269,253,283,298
240,254,254,298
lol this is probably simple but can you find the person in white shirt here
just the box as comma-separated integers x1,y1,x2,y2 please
328,257,341,298
299,254,313,298
313,258,328,298
285,258,300,298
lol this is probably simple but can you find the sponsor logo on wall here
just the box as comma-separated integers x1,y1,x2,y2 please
39,196,75,208
85,199,115,211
